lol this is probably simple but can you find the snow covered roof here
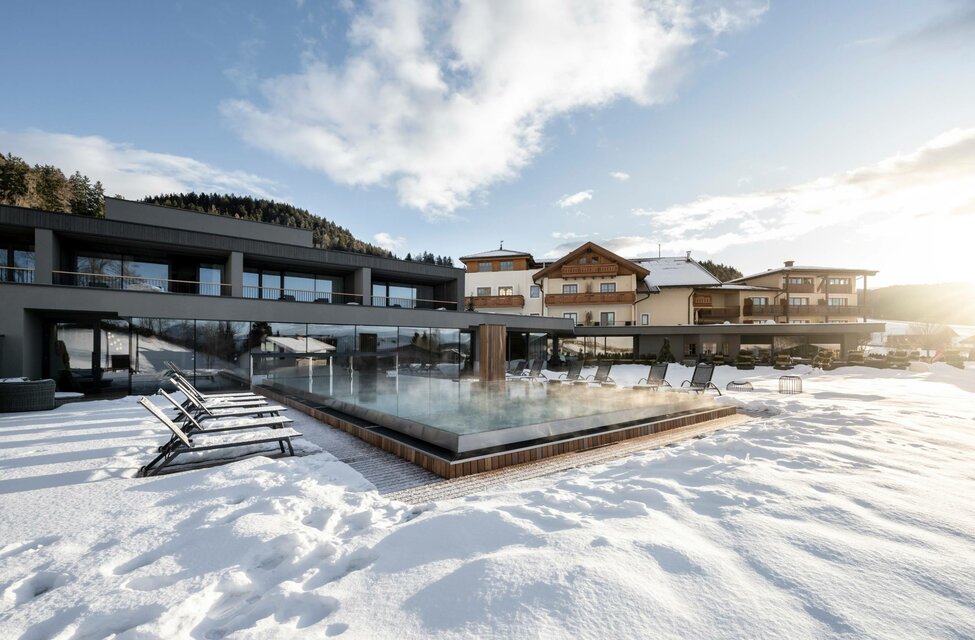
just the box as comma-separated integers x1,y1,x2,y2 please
459,248,533,260
634,257,722,288
730,265,879,282
265,336,335,353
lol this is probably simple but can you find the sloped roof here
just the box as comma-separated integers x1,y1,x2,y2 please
459,248,534,260
532,242,650,281
634,257,722,288
730,265,879,282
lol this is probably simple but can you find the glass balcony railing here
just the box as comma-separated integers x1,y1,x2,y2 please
0,266,35,283
53,271,229,296
242,286,363,304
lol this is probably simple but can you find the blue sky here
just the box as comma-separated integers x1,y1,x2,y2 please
2,1,974,286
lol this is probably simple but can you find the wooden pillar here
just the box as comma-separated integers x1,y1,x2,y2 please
478,324,507,382
861,275,868,322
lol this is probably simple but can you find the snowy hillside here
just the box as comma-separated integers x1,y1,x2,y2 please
1,365,973,638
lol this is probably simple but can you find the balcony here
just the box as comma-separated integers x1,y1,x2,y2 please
696,306,741,322
784,282,815,293
545,291,635,305
55,271,229,296
0,266,35,284
560,264,618,278
466,294,525,309
372,295,458,310
244,285,361,304
804,305,863,317
743,303,784,316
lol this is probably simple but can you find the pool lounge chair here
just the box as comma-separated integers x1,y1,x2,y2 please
514,359,545,382
155,391,294,452
575,363,616,387
504,359,528,379
137,397,301,477
159,389,287,424
555,360,584,384
631,363,672,391
168,374,269,409
679,363,721,395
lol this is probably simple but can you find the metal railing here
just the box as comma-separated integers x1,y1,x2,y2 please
242,286,363,304
53,270,229,296
0,266,35,283
372,296,458,310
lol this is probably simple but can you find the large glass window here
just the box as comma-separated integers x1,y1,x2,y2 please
123,260,168,291
261,270,281,299
373,282,418,308
283,273,315,302
198,264,224,296
0,244,35,282
77,254,122,288
195,320,250,384
243,270,260,298
315,278,333,302
130,318,195,393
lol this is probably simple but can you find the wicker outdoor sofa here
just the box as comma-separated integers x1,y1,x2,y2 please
0,379,56,413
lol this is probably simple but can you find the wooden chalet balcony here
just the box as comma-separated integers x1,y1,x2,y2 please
545,291,635,305
697,306,741,321
809,305,863,316
784,282,816,293
743,303,784,316
466,294,525,308
560,263,618,278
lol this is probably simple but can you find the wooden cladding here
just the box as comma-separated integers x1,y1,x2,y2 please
478,324,507,382
785,282,816,293
545,291,635,305
560,263,618,278
466,294,525,308
697,306,740,319
693,294,712,306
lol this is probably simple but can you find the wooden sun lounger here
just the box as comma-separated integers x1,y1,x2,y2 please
138,397,301,477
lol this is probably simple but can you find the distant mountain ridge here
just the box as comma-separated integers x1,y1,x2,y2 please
141,193,393,257
865,283,975,325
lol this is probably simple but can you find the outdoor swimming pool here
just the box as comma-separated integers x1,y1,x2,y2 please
263,362,718,456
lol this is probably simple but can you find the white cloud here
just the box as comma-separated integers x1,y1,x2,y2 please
632,127,975,253
551,231,588,240
556,190,593,208
0,129,279,199
222,0,766,217
372,231,406,252
609,171,631,181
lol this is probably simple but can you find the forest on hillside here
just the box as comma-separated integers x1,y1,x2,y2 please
866,283,975,325
0,151,456,260
698,260,743,282
0,152,104,216
141,193,394,257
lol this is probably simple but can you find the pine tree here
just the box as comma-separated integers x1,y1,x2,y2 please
0,153,30,205
34,165,66,211
404,253,412,261
68,172,92,215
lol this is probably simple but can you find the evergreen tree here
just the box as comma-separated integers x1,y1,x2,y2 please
698,259,743,282
0,153,30,205
404,253,412,261
34,165,66,211
68,172,93,215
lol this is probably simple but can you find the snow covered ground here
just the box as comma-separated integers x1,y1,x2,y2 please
1,364,974,638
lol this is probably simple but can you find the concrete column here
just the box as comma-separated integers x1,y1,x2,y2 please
354,267,372,305
226,251,243,297
33,228,59,285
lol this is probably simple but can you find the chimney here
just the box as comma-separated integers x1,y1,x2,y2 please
685,250,692,260
784,260,795,268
